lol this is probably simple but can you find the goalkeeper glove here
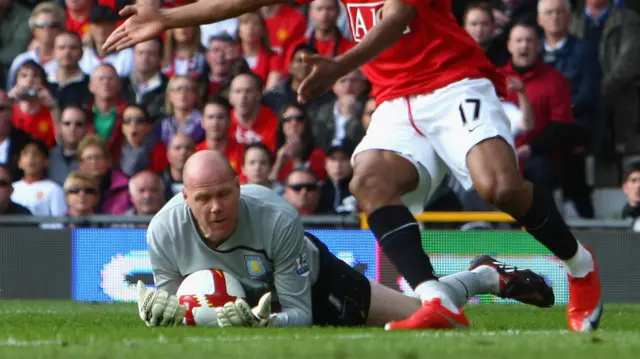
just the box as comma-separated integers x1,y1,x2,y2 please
216,292,273,327
137,280,186,327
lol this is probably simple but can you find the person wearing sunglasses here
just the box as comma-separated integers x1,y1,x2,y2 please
119,104,168,177
0,164,31,216
6,2,65,91
62,170,100,227
48,105,89,186
282,167,320,215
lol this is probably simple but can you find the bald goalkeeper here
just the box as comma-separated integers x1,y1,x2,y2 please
137,151,554,328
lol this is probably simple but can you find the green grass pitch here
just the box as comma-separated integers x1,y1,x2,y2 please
1,301,639,359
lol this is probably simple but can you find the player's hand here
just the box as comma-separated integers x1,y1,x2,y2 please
102,5,166,53
137,280,186,327
215,292,273,327
297,54,346,104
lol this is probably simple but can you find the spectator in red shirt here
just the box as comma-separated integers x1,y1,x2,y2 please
305,0,354,58
162,26,206,80
237,12,282,91
228,72,278,151
64,0,92,38
201,33,238,100
196,97,244,174
7,61,57,148
260,4,308,57
499,21,574,190
270,102,327,183
118,104,168,177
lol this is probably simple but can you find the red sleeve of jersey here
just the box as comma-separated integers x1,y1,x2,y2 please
549,72,574,124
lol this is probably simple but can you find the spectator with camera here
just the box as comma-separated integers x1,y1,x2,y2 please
49,105,89,185
161,132,195,201
8,61,58,148
6,2,64,91
87,64,126,160
121,39,169,123
310,69,366,151
119,104,168,178
77,134,131,214
196,97,244,174
0,0,32,87
49,31,93,109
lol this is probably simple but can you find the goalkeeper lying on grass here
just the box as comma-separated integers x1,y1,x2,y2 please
137,151,554,328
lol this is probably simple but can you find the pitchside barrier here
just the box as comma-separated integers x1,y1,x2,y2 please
0,214,638,304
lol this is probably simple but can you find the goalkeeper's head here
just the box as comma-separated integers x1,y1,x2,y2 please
182,150,240,247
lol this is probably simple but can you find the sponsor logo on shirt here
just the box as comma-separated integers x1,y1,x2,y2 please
245,255,266,277
295,252,310,277
345,2,411,43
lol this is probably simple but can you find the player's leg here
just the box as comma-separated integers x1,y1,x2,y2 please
421,78,601,332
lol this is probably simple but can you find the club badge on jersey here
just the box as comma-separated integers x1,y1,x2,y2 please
295,253,310,277
345,2,411,43
245,256,266,277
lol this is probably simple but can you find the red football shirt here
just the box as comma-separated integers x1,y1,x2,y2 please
295,0,505,105
12,105,56,148
195,138,245,174
65,10,90,38
264,5,308,57
304,35,355,58
228,106,278,152
245,46,282,85
276,147,328,182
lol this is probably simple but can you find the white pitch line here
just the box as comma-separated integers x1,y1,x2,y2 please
0,330,571,347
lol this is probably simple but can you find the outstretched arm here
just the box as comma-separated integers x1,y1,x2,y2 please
161,0,283,30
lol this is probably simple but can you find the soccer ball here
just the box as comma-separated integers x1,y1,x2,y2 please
176,269,246,327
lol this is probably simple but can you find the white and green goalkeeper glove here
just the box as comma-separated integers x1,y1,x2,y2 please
137,280,186,327
215,292,275,327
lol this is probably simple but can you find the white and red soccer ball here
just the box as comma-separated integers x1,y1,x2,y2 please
176,269,246,327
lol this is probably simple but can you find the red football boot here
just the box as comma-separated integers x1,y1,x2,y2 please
567,246,603,332
384,298,469,331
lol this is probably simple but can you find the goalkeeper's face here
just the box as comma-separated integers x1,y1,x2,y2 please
184,175,241,245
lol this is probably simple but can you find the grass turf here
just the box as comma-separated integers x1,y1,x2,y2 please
0,301,638,359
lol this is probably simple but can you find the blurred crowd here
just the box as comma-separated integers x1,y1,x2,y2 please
0,0,640,225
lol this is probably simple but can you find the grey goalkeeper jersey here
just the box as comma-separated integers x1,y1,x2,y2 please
147,184,320,327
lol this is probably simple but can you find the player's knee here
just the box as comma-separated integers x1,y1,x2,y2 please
350,167,399,213
475,175,523,209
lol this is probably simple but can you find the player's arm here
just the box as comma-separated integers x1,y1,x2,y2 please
269,215,314,327
147,222,183,295
333,0,416,72
160,0,284,29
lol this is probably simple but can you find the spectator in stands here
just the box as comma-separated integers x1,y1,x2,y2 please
237,12,282,91
499,21,575,191
228,72,278,150
317,141,353,214
260,3,307,56
155,75,204,145
263,43,335,115
162,26,207,80
310,70,366,151
77,134,131,214
571,0,640,156
64,0,91,38
200,18,239,48
539,0,601,218
0,164,31,215
283,167,320,215
489,0,537,41
360,97,375,131
49,31,93,109
119,104,168,177
202,33,237,100
63,170,99,225
126,170,165,219
621,161,640,219
79,6,134,77
0,90,32,182
270,102,326,183
122,39,169,122
161,131,195,201
306,0,354,57
11,138,67,216
241,142,280,192
6,2,64,91
196,98,244,174
8,61,58,148
88,64,126,160
0,0,32,87
49,105,89,185
463,2,510,66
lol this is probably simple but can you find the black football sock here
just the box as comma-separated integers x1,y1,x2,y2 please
368,205,438,288
515,185,578,260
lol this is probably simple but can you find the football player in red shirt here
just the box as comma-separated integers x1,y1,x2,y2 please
102,0,602,333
